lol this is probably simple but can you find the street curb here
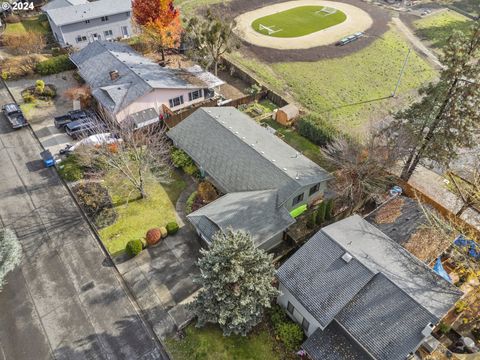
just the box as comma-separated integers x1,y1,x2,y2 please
1,78,171,360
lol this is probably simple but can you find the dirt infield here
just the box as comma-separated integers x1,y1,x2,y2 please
210,0,391,62
235,1,373,49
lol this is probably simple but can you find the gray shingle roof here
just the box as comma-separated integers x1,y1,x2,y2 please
44,0,131,26
167,107,332,204
335,273,437,360
277,231,374,327
302,322,373,360
70,41,224,114
42,0,85,11
322,215,463,319
188,190,295,248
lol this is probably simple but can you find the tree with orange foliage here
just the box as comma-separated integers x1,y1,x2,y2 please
132,0,182,62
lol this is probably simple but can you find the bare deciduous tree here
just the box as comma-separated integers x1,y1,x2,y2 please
75,110,172,199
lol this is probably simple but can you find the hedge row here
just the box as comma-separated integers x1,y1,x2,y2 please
35,55,76,75
296,115,338,147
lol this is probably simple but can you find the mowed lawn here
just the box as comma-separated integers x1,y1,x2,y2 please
252,6,347,38
4,15,51,35
413,10,473,51
165,324,283,360
99,172,186,255
229,27,437,134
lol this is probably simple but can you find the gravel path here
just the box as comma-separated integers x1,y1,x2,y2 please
235,0,373,49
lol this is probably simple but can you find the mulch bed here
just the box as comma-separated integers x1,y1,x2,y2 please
208,0,392,62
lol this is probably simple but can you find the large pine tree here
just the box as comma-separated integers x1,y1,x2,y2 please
388,22,480,181
190,230,279,336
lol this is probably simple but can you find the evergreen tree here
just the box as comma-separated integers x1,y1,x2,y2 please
0,228,22,289
388,22,480,181
190,230,279,336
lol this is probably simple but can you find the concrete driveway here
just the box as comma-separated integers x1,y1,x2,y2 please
0,81,167,359
6,71,78,156
117,226,202,340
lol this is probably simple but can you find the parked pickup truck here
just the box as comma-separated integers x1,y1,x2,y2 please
2,103,28,129
54,109,87,129
65,119,103,139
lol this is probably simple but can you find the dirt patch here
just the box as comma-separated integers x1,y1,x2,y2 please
374,197,405,224
210,0,391,62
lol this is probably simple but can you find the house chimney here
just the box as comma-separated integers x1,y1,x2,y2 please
109,70,119,81
341,252,353,263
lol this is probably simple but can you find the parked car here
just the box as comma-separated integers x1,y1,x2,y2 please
54,109,88,129
65,119,101,139
2,103,28,129
336,32,364,46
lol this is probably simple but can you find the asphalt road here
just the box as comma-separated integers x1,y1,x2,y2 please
0,82,167,359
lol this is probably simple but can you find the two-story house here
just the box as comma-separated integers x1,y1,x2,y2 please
277,215,463,360
69,41,224,127
42,0,133,48
167,107,333,251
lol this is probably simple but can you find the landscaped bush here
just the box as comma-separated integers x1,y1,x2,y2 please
126,239,143,257
316,202,326,225
35,55,75,75
306,211,317,229
22,92,35,103
58,155,84,181
184,163,199,177
437,322,451,335
159,226,168,238
197,181,218,203
325,199,334,220
166,222,179,235
21,81,57,103
276,322,304,352
146,228,162,246
186,191,197,214
297,115,337,146
72,181,116,228
171,148,193,168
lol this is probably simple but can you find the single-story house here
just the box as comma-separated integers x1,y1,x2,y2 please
69,41,224,126
167,107,333,250
276,215,463,360
42,0,133,49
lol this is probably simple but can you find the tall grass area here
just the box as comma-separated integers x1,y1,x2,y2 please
414,10,473,51
175,0,228,16
229,27,437,134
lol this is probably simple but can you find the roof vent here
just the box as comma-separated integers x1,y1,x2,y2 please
109,70,120,81
283,168,287,171
421,323,434,337
341,252,353,263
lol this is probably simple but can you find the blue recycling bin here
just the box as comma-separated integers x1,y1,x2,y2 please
41,150,55,167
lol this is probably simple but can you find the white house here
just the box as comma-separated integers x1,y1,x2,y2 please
69,41,224,127
42,0,133,48
277,215,463,360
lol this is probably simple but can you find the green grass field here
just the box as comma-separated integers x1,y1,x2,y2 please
413,10,473,51
4,15,51,35
252,6,346,38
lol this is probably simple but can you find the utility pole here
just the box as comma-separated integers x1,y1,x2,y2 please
392,47,411,98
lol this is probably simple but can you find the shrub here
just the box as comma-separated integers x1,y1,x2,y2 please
35,55,75,75
1,71,8,80
0,54,46,80
22,92,35,103
35,80,45,94
58,155,84,181
316,202,326,225
276,322,304,352
5,14,20,23
126,239,143,257
159,226,168,238
166,222,179,235
455,300,468,313
42,86,56,98
297,115,337,146
186,191,197,214
171,148,193,168
72,182,116,228
437,322,451,334
269,306,287,330
146,228,162,246
197,181,217,203
184,163,199,177
306,211,317,229
325,199,334,221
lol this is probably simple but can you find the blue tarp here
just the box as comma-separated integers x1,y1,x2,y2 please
433,257,452,283
454,235,480,259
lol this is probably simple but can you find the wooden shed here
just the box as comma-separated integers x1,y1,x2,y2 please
275,104,299,126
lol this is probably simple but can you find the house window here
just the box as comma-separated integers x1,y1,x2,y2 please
76,35,87,43
126,11,130,16
309,183,320,196
101,16,109,21
302,318,310,332
121,26,129,36
188,89,202,102
287,301,294,315
292,193,304,206
104,30,113,37
85,19,90,24
169,96,184,108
